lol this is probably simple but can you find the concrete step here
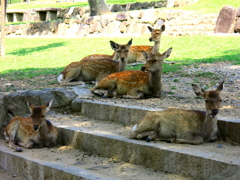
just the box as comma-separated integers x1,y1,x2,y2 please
1,99,240,180
166,25,216,32
0,139,187,180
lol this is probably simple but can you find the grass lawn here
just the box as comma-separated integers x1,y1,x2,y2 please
0,35,239,82
0,0,239,89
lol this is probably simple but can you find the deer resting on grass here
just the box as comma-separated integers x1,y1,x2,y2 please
91,47,172,99
57,39,132,86
4,100,58,152
82,25,170,64
130,81,224,145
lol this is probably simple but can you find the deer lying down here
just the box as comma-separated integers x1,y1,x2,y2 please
57,39,132,86
91,47,172,99
4,100,58,152
130,81,224,145
82,25,173,64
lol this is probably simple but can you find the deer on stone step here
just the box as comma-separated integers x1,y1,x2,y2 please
130,81,224,145
4,100,58,152
57,39,132,86
91,47,172,99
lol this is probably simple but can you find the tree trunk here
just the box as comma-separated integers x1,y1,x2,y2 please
88,0,111,16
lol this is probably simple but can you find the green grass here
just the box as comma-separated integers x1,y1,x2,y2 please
0,35,239,81
6,0,240,14
177,0,240,14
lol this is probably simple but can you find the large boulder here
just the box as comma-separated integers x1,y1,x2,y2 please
3,88,76,118
234,18,240,33
214,5,236,33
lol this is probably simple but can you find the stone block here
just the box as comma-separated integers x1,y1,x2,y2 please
89,22,102,33
130,2,142,10
234,18,240,33
116,12,130,21
119,21,128,33
214,5,236,33
236,7,240,17
141,10,158,25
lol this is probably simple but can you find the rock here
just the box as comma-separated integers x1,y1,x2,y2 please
116,12,130,21
2,88,77,117
214,5,237,33
130,2,142,10
167,0,176,8
110,4,124,12
0,103,9,130
234,18,240,33
236,7,240,17
141,10,158,25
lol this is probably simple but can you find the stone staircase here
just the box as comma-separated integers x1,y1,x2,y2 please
1,98,240,180
165,13,219,36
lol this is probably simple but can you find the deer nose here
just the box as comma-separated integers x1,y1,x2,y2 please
149,38,152,42
141,66,146,71
212,109,218,115
33,125,39,131
120,57,125,61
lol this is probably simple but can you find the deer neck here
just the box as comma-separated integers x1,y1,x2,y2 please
149,71,162,97
38,120,50,139
118,60,127,72
151,40,160,54
202,113,218,140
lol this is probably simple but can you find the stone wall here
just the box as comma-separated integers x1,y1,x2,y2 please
5,9,187,36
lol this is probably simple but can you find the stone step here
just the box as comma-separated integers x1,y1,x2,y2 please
1,98,240,179
177,13,219,20
168,18,217,26
0,140,187,180
166,25,216,32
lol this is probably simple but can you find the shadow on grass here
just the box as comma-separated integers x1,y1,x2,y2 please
0,67,62,80
1,49,239,80
8,42,66,56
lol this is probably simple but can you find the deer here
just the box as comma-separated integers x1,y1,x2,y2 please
130,81,224,145
81,25,171,64
91,47,172,99
4,99,58,152
57,39,132,86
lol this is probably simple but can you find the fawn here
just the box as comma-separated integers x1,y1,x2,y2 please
130,81,224,145
4,100,58,152
57,39,132,86
91,47,172,99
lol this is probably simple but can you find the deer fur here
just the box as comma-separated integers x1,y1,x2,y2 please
57,39,132,86
130,81,224,145
91,47,172,99
4,100,58,152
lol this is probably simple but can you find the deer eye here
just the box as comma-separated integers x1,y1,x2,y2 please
41,115,45,118
219,99,222,102
205,100,209,103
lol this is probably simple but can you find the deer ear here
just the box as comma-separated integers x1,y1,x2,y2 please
192,84,205,97
147,26,154,32
142,51,148,59
162,47,172,59
27,101,33,113
110,41,119,50
45,99,53,113
216,81,224,92
127,38,132,46
161,24,165,32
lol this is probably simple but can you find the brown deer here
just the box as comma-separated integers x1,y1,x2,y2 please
4,100,58,152
81,25,168,64
57,39,132,86
130,81,224,145
91,47,172,99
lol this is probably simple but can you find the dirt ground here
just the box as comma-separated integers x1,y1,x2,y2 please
1,61,239,120
0,61,239,179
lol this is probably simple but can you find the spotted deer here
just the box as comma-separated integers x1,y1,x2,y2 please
91,47,172,99
57,39,132,86
130,81,224,145
4,100,58,152
81,25,169,64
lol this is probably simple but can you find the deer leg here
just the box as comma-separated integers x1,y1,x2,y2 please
123,89,144,99
7,120,23,152
173,132,204,145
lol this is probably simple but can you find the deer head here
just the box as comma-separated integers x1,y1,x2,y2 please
148,25,165,42
141,47,172,73
110,39,132,62
192,81,224,118
27,99,53,131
